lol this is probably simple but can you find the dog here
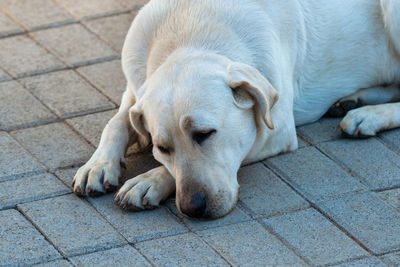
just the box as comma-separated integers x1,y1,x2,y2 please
73,0,400,219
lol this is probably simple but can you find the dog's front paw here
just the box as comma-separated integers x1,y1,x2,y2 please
114,166,175,211
72,158,124,197
339,106,383,138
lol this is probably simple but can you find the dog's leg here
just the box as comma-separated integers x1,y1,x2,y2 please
327,84,400,117
339,102,400,137
381,0,400,57
73,89,137,196
114,166,175,210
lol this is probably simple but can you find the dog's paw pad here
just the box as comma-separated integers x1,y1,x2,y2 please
327,99,362,117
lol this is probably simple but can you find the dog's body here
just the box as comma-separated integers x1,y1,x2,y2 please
73,0,400,218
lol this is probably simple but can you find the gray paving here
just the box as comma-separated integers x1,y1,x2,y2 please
19,194,127,257
0,209,61,266
263,208,368,265
2,0,400,265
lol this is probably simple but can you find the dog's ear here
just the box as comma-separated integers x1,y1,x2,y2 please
129,104,150,149
227,62,279,129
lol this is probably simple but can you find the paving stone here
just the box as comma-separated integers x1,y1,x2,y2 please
88,194,187,243
84,13,136,53
0,132,44,181
33,259,72,267
379,128,400,155
70,245,150,267
265,147,365,201
67,109,117,146
55,0,130,19
237,163,309,217
12,123,94,169
318,138,400,190
0,209,61,265
54,167,79,186
297,117,342,144
263,209,368,266
165,198,251,231
379,188,400,211
0,67,11,82
380,252,400,266
0,0,75,30
19,194,126,257
0,80,56,131
297,135,309,148
317,192,400,254
198,221,306,266
77,60,126,104
121,0,149,10
334,257,386,267
0,10,24,37
21,70,114,118
137,232,228,267
0,173,69,209
0,35,65,77
32,24,118,67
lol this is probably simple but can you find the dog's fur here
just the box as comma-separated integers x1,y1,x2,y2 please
73,0,400,218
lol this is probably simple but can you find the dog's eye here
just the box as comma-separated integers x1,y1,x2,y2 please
157,145,170,154
192,130,216,145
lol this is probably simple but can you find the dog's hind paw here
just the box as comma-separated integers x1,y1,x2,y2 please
114,166,175,211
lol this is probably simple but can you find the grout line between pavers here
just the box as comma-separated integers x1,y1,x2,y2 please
257,219,313,266
15,207,68,263
161,207,234,267
78,197,157,267
262,161,375,257
0,7,141,40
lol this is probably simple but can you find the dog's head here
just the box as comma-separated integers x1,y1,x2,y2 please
130,52,278,219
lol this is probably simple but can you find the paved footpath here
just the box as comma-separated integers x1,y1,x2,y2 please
1,1,400,266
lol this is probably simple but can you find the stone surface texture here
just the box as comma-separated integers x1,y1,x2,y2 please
2,1,400,265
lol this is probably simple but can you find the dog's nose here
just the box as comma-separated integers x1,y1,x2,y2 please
179,193,207,218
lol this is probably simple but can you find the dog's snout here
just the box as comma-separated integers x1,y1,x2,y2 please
179,193,207,218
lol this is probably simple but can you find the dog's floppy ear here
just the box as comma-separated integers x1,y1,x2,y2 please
227,62,279,129
129,104,150,149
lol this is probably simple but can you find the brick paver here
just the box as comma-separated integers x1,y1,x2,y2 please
66,109,117,146
0,209,61,265
0,0,75,30
2,0,400,265
0,172,69,209
0,10,24,37
238,163,309,217
32,24,118,67
55,0,130,19
21,70,114,118
318,138,400,190
263,208,368,265
88,194,188,243
0,132,45,181
265,146,366,201
0,80,56,130
77,60,126,104
83,13,136,53
0,35,65,77
317,192,400,254
19,194,126,257
69,245,150,267
198,221,306,266
137,233,229,267
12,123,94,169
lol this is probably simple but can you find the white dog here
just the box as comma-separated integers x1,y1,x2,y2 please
73,0,400,218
